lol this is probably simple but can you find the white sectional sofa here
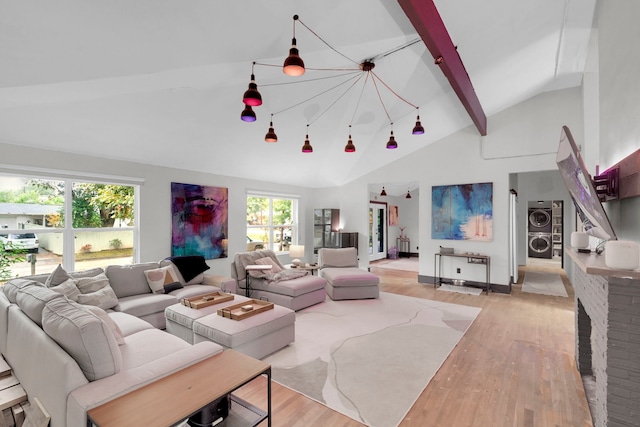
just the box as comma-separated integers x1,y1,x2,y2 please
0,256,233,427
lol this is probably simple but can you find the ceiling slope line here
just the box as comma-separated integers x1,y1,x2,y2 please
398,0,488,136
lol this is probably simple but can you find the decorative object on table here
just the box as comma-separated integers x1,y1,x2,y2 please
431,182,493,241
217,299,274,320
399,226,407,238
181,291,234,309
571,231,590,250
389,205,399,226
170,182,228,260
604,240,640,270
289,244,305,266
439,246,454,255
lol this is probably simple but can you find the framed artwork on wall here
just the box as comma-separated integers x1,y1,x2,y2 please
171,182,228,259
431,182,493,241
389,205,399,226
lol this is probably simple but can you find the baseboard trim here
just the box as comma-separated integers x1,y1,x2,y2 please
419,275,511,294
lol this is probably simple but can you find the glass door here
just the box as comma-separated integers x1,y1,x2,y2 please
369,202,387,261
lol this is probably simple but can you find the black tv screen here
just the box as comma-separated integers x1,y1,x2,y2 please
556,125,617,241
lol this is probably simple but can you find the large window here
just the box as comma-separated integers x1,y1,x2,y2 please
1,173,139,281
246,194,298,253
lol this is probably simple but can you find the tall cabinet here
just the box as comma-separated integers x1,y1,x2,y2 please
552,200,563,260
313,209,340,254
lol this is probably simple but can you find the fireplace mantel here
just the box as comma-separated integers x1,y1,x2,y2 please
565,248,640,280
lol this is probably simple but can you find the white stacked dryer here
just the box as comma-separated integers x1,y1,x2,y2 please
528,208,552,258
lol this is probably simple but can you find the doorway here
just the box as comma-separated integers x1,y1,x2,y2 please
369,202,387,262
527,200,563,267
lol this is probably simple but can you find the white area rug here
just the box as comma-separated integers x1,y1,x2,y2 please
372,258,419,272
263,292,481,427
437,283,483,296
522,271,568,297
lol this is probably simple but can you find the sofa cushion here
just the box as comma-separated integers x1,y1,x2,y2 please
250,274,327,297
163,256,210,284
107,312,154,336
113,293,176,318
2,278,44,303
105,262,159,298
83,305,125,345
77,285,119,310
144,265,180,293
318,247,358,268
16,285,64,326
42,298,122,381
45,264,104,287
75,273,111,294
49,278,81,302
321,267,380,287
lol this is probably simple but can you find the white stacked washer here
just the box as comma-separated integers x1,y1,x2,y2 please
528,208,552,258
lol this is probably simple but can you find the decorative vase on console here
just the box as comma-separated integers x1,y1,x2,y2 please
399,226,407,240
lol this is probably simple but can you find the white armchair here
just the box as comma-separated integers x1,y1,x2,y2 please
317,247,380,300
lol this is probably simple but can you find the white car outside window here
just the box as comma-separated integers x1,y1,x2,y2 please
0,233,39,253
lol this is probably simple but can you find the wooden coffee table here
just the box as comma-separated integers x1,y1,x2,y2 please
87,350,270,427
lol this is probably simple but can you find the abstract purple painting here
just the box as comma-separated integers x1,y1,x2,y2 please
171,182,228,259
431,182,493,241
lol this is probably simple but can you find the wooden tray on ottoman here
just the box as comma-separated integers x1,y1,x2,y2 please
181,291,234,309
217,299,274,320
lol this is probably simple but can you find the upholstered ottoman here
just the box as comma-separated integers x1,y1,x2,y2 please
165,295,295,359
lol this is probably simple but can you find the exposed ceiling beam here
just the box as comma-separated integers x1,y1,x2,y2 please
398,0,488,136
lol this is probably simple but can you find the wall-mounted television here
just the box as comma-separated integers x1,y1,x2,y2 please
556,125,617,241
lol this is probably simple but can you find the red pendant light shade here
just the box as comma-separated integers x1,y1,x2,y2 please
302,125,313,153
344,125,356,152
283,15,305,76
265,115,278,142
242,62,262,106
380,186,387,196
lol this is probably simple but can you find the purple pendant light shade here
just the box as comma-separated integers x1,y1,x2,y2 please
283,15,305,76
302,125,313,152
241,105,257,122
412,111,425,135
265,115,278,142
386,124,398,149
344,125,356,152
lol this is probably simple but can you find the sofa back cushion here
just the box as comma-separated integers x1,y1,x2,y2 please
105,262,159,298
233,250,283,280
3,278,44,303
42,298,122,381
16,284,64,326
318,247,358,268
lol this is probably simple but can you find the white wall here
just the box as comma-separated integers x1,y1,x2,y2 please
596,0,640,244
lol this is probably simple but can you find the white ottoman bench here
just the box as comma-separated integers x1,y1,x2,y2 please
165,295,295,359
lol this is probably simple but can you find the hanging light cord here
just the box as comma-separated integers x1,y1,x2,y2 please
350,72,370,125
273,73,362,117
259,70,360,87
371,71,417,109
309,73,366,126
296,17,360,66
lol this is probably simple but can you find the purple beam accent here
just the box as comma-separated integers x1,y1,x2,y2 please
398,0,487,135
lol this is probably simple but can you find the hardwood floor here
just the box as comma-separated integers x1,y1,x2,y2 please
233,262,593,427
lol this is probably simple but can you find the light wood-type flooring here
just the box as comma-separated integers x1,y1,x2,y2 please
234,260,593,427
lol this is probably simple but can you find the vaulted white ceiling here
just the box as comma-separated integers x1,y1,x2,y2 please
0,0,596,190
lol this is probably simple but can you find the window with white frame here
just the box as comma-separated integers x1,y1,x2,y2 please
246,194,298,253
0,172,139,281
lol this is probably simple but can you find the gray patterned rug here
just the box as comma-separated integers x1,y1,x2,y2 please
522,271,568,297
263,292,481,427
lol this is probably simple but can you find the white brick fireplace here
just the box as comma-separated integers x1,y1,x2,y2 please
567,250,640,427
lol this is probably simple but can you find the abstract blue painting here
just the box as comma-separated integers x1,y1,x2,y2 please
431,182,493,241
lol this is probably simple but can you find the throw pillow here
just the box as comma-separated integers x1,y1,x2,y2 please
49,278,81,302
144,265,180,293
164,256,210,283
163,282,184,294
75,273,110,294
45,264,70,287
82,305,126,345
254,257,282,273
76,285,119,310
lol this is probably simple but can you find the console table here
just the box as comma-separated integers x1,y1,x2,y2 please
434,252,491,294
87,350,271,427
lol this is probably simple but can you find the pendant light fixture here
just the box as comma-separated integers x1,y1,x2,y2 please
283,15,305,76
240,105,257,122
242,62,262,107
405,189,412,199
264,114,278,142
386,123,398,149
344,125,356,152
301,125,313,153
380,186,387,196
412,108,425,135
